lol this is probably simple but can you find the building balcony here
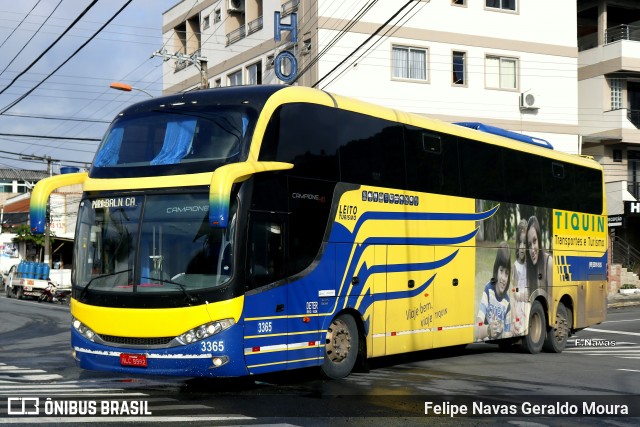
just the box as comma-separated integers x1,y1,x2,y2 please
281,0,299,17
247,16,263,35
606,24,640,43
226,26,246,46
579,26,640,71
581,108,640,143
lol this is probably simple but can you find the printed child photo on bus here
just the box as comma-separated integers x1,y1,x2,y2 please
475,201,553,341
476,242,511,341
526,215,553,294
511,219,529,335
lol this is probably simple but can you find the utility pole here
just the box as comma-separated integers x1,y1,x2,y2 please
152,49,209,89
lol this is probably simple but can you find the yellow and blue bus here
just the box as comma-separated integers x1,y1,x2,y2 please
31,85,607,379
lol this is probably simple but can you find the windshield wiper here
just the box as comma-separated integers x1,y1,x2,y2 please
139,276,197,304
79,269,132,301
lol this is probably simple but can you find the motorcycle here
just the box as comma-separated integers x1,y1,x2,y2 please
38,282,71,305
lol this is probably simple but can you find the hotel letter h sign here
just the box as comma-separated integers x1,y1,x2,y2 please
274,12,298,83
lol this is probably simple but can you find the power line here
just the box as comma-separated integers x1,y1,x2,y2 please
0,0,64,78
0,0,134,115
0,0,41,50
0,133,99,141
312,0,417,88
0,0,98,97
0,112,110,123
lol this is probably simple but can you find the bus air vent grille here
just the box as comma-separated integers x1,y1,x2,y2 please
99,334,174,347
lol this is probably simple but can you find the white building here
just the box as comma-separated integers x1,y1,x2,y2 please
577,0,640,268
161,0,579,152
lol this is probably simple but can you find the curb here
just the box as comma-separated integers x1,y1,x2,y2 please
608,296,640,309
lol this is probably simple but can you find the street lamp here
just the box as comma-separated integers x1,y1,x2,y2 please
109,82,153,97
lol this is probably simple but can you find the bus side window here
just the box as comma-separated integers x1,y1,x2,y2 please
405,126,459,196
247,216,286,290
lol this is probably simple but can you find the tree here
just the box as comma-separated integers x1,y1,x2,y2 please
12,224,55,262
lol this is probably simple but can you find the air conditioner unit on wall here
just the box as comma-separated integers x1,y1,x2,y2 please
520,92,540,110
228,0,244,13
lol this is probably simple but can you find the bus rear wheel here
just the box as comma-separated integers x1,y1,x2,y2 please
543,302,569,353
321,314,358,379
521,300,545,354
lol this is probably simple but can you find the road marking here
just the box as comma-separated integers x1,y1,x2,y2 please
603,318,640,323
584,328,640,336
0,384,81,389
0,415,254,424
617,369,640,373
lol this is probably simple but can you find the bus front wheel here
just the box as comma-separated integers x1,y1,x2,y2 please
321,314,359,379
543,302,569,353
521,300,546,354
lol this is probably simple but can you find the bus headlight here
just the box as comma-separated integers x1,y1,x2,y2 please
175,319,235,345
72,317,97,342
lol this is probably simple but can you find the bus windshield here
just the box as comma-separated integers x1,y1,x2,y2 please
73,193,236,294
91,107,252,177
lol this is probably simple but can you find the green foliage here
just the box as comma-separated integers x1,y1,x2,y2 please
621,284,637,289
11,224,55,248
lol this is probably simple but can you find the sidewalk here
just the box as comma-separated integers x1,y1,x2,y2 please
608,292,640,309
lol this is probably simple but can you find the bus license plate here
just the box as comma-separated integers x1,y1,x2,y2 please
120,353,147,367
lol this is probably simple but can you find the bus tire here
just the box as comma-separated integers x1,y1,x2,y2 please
321,314,359,379
521,300,546,354
543,302,569,353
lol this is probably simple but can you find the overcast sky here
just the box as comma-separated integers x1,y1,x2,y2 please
0,0,178,173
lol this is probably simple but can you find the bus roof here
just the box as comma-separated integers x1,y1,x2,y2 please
117,85,601,172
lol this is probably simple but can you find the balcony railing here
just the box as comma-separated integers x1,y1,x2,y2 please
247,16,263,35
226,26,246,46
282,0,300,16
606,24,640,44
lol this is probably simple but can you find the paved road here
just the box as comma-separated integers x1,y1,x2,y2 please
0,296,639,426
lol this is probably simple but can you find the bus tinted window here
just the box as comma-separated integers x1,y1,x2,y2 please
459,137,504,201
339,120,405,188
574,166,603,214
261,103,405,187
261,104,340,180
91,107,253,178
405,126,459,195
502,147,543,207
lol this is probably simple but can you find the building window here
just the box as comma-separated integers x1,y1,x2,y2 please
485,55,517,90
174,22,187,54
452,0,466,5
214,78,222,88
392,46,427,81
247,62,262,85
613,149,623,162
610,78,623,110
452,51,466,85
486,0,516,11
629,151,640,199
202,15,210,30
214,9,221,24
228,70,242,86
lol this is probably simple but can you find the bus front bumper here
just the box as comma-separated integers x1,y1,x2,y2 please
71,328,249,378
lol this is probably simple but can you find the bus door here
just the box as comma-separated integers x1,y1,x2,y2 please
368,244,387,357
243,211,289,374
432,245,475,347
385,244,435,355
